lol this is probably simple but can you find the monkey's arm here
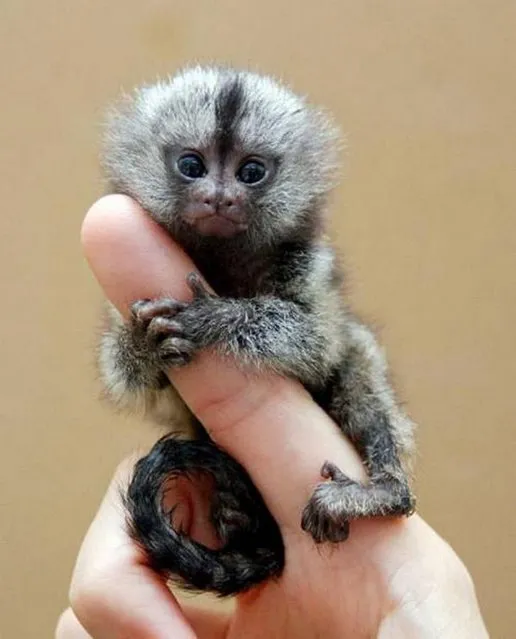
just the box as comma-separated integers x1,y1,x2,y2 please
98,303,197,432
302,319,416,542
138,244,346,385
171,286,339,383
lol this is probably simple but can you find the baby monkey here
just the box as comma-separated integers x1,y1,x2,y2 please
98,66,416,596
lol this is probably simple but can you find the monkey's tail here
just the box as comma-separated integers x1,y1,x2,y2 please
124,435,284,597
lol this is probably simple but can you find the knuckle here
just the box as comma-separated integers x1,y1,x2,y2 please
191,370,290,443
69,558,123,632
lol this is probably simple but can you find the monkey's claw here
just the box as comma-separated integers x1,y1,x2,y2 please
321,461,351,483
186,272,213,300
131,298,187,329
128,298,198,367
147,316,197,365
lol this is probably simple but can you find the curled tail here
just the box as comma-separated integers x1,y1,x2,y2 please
124,435,284,596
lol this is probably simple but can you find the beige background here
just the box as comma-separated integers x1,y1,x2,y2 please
1,1,514,637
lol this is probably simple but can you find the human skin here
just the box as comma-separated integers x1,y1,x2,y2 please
56,195,489,638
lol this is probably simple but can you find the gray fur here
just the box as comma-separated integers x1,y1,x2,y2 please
97,66,416,594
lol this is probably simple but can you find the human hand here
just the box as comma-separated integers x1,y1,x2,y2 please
57,195,488,638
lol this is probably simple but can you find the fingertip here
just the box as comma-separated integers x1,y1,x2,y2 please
81,194,142,260
81,195,194,316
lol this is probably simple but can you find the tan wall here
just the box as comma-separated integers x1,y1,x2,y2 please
1,1,514,636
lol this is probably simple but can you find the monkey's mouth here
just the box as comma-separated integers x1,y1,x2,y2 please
184,212,248,238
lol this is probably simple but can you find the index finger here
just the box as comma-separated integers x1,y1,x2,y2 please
82,195,365,530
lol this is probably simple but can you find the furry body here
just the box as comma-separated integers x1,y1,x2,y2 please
98,67,416,596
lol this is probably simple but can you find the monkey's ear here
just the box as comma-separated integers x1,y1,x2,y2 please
307,106,343,174
101,89,137,140
99,84,177,223
100,81,165,177
99,90,137,187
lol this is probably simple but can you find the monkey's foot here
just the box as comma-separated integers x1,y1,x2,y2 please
211,480,261,543
301,461,415,544
130,298,198,366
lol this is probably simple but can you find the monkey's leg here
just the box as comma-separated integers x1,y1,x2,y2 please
301,322,416,543
98,302,200,431
101,302,285,593
126,435,284,596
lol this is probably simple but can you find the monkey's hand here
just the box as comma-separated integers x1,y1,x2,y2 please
156,272,334,383
301,462,415,544
128,296,201,368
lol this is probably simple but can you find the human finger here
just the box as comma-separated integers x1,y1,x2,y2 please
58,601,230,639
56,609,91,638
68,457,199,639
82,195,366,531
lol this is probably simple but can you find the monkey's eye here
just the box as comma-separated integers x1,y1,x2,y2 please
177,154,207,179
237,160,267,185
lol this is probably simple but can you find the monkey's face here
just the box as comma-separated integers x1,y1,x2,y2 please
103,67,340,246
164,144,276,240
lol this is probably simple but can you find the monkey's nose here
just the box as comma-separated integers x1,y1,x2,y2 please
219,197,234,211
199,196,217,215
218,195,247,225
196,193,243,220
201,195,235,210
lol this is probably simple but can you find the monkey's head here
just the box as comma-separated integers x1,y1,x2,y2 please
102,66,340,247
